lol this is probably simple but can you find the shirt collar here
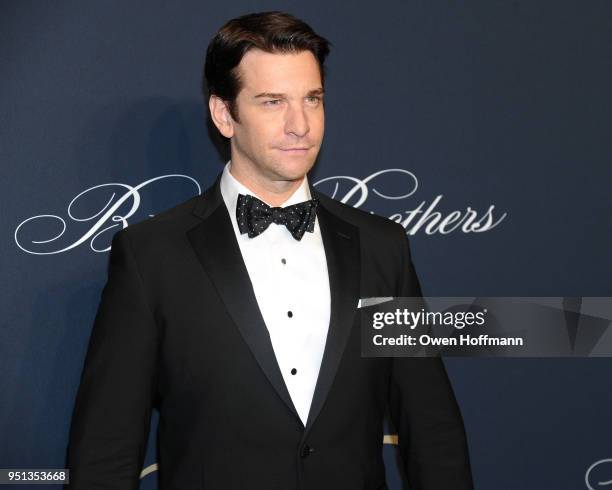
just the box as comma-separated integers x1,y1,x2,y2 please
220,160,312,221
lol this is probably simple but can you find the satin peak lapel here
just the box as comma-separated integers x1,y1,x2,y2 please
304,188,361,435
186,175,301,424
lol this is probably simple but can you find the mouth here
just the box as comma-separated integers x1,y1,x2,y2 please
278,147,310,153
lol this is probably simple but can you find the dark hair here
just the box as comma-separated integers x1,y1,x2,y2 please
203,11,331,122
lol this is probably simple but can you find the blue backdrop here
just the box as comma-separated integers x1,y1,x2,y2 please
2,1,611,489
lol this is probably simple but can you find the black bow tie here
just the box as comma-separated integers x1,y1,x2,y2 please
236,193,319,241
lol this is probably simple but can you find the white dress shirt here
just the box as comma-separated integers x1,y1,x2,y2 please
220,160,331,425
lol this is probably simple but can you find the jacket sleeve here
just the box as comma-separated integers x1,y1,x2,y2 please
65,229,159,489
388,224,475,490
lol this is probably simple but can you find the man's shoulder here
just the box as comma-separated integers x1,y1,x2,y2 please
114,193,205,247
315,191,404,240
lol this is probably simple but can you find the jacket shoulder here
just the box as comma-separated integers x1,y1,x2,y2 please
114,193,204,246
315,191,405,239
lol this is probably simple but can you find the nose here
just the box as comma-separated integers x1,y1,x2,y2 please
284,103,309,138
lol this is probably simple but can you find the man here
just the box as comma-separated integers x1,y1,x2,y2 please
65,11,474,490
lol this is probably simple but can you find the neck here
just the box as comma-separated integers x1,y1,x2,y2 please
229,158,306,207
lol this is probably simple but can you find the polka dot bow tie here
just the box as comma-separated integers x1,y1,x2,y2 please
236,193,319,241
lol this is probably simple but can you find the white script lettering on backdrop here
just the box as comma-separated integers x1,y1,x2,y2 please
316,169,506,234
585,458,612,490
14,175,202,255
14,169,506,255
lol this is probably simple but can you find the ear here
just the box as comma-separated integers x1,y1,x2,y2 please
209,95,235,138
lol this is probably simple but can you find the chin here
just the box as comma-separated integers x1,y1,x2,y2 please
272,158,314,181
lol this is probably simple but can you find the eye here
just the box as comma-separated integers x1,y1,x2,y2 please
263,99,282,106
306,96,322,104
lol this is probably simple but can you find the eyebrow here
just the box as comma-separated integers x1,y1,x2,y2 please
253,88,325,99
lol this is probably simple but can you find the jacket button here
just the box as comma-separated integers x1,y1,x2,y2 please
301,444,314,458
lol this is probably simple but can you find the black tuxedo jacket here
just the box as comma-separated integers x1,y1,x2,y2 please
65,171,474,490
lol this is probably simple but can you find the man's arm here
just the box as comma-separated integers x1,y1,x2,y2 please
65,229,159,489
388,225,475,489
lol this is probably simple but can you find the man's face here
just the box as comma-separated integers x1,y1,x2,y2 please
227,49,325,182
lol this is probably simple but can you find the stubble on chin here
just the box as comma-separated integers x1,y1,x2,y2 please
264,152,316,182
